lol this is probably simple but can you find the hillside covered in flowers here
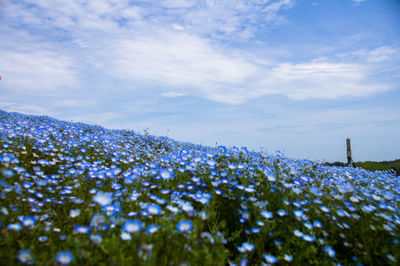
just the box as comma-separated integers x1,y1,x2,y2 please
0,110,399,265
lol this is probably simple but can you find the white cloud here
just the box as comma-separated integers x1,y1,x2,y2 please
3,0,295,41
4,0,131,32
162,91,186,98
65,112,125,128
352,0,366,5
0,101,55,116
172,24,185,31
73,39,89,48
160,0,197,9
110,31,259,103
120,7,142,20
261,0,293,23
0,0,395,105
0,47,79,94
177,0,295,39
337,46,399,63
107,30,389,103
262,61,387,100
363,46,397,63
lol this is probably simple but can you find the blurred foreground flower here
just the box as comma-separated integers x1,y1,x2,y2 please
176,220,193,233
55,251,74,265
18,249,34,264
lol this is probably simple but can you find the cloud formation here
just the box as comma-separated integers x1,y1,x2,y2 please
0,0,397,105
107,30,391,103
352,0,366,5
0,42,79,94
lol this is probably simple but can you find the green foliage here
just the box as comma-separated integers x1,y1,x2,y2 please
354,160,400,176
325,160,400,176
0,110,399,265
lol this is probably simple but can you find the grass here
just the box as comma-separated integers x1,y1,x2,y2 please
0,109,399,265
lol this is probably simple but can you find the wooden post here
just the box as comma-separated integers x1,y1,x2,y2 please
346,138,353,167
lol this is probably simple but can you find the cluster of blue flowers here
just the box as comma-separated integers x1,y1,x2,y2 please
0,110,399,265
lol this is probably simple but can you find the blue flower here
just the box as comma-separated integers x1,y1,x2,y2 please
7,222,22,231
142,180,151,186
69,209,81,218
38,236,48,242
237,242,255,252
361,205,376,213
166,205,179,214
387,254,397,262
111,182,122,190
2,169,15,178
303,222,313,230
293,210,304,219
146,224,160,234
256,221,264,226
320,206,330,213
161,189,170,194
89,213,106,230
206,160,217,168
93,191,113,206
55,251,74,265
284,254,293,262
217,145,227,153
120,231,132,241
127,212,138,217
122,219,143,233
302,234,316,242
124,175,135,184
263,254,278,264
90,234,103,244
160,169,174,180
176,220,193,233
260,210,273,219
0,154,13,164
21,216,36,227
18,249,34,264
1,207,8,216
239,257,248,266
74,225,91,234
198,211,208,220
146,204,162,215
336,209,348,217
293,229,303,237
323,246,336,258
277,209,287,216
313,220,322,228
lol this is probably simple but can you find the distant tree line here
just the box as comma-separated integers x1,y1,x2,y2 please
323,159,400,176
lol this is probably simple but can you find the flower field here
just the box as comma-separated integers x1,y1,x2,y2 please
0,110,399,265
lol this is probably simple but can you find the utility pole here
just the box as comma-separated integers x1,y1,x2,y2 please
346,138,353,167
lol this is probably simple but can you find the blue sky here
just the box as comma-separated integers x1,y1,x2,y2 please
0,0,399,162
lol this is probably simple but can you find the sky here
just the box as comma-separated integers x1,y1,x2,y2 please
0,0,399,162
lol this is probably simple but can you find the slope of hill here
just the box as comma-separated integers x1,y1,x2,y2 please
0,110,399,265
324,160,400,176
355,160,400,176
